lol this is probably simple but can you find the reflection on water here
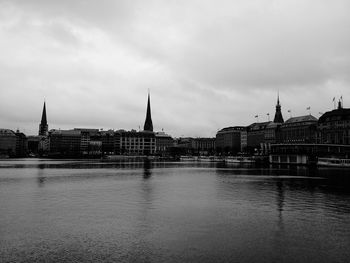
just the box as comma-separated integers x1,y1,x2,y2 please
0,159,349,262
143,159,152,179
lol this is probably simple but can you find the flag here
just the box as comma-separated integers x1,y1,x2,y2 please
306,106,310,110
254,115,258,118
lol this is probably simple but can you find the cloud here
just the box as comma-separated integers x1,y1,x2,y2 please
0,0,350,136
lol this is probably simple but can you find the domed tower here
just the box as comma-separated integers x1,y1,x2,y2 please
273,92,284,123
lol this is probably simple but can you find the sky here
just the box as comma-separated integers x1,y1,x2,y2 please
0,0,350,137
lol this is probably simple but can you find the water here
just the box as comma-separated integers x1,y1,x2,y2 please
0,159,349,262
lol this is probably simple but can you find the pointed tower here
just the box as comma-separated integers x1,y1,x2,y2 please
143,92,153,132
273,92,284,123
39,101,48,136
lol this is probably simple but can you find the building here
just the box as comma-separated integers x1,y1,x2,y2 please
280,115,318,143
117,130,156,155
155,132,174,155
39,102,48,136
100,130,116,155
0,129,28,157
15,130,28,157
114,93,157,155
216,126,247,155
317,100,350,145
191,138,216,155
263,94,285,153
49,129,82,157
247,121,271,153
0,129,17,157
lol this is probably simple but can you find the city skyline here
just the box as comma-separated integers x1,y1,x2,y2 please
1,1,350,137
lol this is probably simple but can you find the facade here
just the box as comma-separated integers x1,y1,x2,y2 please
0,129,28,157
279,115,318,144
49,128,104,157
27,136,41,155
39,102,48,136
247,121,271,152
117,130,156,155
100,130,116,155
49,129,82,157
191,137,216,155
216,126,247,154
317,101,350,145
0,129,17,157
155,132,174,155
15,130,28,157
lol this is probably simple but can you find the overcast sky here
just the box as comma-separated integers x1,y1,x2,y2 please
1,0,350,137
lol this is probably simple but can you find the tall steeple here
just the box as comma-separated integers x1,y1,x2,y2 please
39,101,48,136
143,92,153,132
273,92,284,123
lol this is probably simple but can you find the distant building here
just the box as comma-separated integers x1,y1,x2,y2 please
116,130,156,155
155,132,174,155
0,129,17,157
0,129,28,157
317,100,350,144
191,138,216,155
39,102,48,136
247,121,270,153
216,126,247,154
280,115,318,143
49,129,82,157
263,94,285,153
15,130,28,157
27,136,41,155
100,130,116,155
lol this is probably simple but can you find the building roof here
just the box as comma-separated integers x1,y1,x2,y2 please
284,115,318,124
248,121,271,131
0,129,16,136
318,108,350,123
218,126,246,133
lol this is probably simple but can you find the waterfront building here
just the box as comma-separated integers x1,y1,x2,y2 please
39,102,48,136
49,129,82,157
263,95,285,153
317,100,350,145
191,137,216,155
27,136,41,155
247,121,270,153
116,130,156,155
280,115,318,143
112,92,157,155
0,129,17,157
15,130,28,157
216,126,247,155
100,130,116,155
155,132,174,155
49,128,105,157
0,129,28,157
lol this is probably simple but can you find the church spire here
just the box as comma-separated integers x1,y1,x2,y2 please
273,92,284,123
39,101,48,136
143,92,153,132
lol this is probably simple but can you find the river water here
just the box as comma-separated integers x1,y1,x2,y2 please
0,159,349,262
